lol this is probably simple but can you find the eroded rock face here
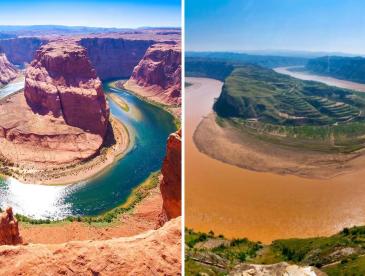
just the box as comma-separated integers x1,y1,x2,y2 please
0,208,21,246
125,43,181,106
160,129,182,220
0,53,18,86
24,40,109,136
0,217,181,275
0,37,46,65
80,38,155,80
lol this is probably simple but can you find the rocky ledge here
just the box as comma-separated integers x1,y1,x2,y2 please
230,262,326,276
124,43,181,107
0,52,18,86
0,217,181,275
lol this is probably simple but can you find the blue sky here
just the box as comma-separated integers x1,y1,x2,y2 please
0,0,181,28
186,0,365,55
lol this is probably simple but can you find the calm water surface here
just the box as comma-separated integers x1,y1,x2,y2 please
0,81,176,219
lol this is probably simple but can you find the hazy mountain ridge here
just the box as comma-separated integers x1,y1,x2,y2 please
306,56,365,84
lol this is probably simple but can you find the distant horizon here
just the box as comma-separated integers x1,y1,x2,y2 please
186,0,365,55
0,0,181,28
0,24,181,30
186,48,365,58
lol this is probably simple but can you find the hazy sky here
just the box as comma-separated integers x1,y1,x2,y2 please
186,0,365,55
0,0,181,28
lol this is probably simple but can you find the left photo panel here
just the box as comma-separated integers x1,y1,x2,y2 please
0,0,181,274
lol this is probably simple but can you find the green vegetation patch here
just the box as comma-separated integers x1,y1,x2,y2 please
212,64,365,152
185,225,365,274
185,228,263,273
323,255,365,276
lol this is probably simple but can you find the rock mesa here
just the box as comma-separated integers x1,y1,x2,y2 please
0,40,110,167
24,40,109,136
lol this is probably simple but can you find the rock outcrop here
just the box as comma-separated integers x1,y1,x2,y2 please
0,208,21,245
80,38,155,80
0,52,18,86
230,262,326,276
0,217,181,275
125,43,181,106
24,40,109,136
160,129,182,221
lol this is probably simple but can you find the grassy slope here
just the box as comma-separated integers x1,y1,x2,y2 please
186,226,365,275
212,64,365,153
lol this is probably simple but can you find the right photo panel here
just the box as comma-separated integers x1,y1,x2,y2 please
185,0,365,275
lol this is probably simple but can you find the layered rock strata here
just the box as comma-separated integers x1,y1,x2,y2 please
124,43,181,106
0,208,21,245
24,40,109,136
0,40,110,167
0,52,18,86
160,129,182,220
0,37,46,65
0,217,181,275
80,38,155,80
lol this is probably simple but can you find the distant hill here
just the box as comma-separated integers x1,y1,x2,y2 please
185,58,234,81
306,56,365,84
0,33,17,39
186,52,308,68
0,25,181,37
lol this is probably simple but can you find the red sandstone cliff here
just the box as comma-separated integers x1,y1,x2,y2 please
0,208,21,246
80,38,155,80
125,43,182,106
0,53,18,86
0,217,181,275
0,37,46,65
24,40,109,136
160,129,182,221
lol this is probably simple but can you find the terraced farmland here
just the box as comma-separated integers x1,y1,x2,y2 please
213,64,365,152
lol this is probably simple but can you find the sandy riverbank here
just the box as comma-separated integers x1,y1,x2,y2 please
119,80,181,118
0,117,131,185
194,113,365,179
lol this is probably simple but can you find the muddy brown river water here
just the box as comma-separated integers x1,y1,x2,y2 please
185,76,365,244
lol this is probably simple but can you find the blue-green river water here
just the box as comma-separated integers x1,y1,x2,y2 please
0,81,176,219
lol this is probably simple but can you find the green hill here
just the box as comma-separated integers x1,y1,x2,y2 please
213,64,365,153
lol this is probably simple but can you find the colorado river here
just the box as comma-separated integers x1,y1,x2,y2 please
186,77,365,243
0,80,176,219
